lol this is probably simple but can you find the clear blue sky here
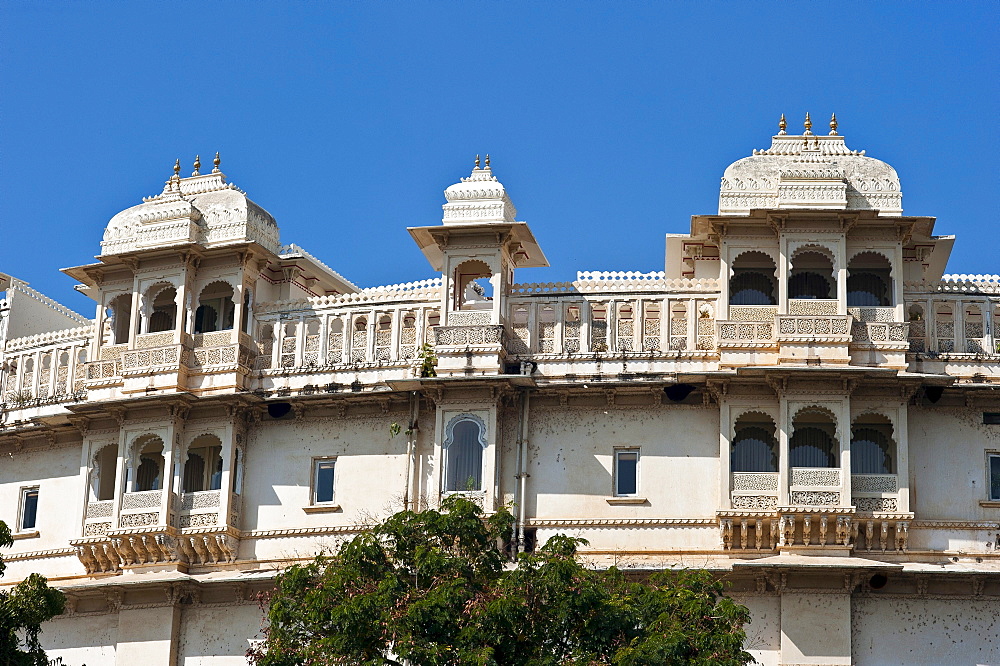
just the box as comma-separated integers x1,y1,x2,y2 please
2,2,997,316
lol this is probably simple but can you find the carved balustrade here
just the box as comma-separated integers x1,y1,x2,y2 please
118,490,171,529
851,473,900,513
505,293,719,358
1,326,92,406
776,315,851,341
789,467,843,507
71,524,239,574
730,472,778,510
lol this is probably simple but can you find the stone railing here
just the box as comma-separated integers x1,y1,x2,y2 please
718,506,911,553
730,472,778,510
261,278,442,313
122,345,181,371
727,306,777,322
434,325,504,348
3,325,93,353
510,274,719,295
789,467,841,506
905,275,1000,294
776,315,850,339
851,473,900,513
788,299,839,315
851,321,908,345
82,500,115,538
718,321,775,347
178,489,223,529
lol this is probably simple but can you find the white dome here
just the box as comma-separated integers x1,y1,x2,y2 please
719,123,902,216
100,168,280,256
441,158,517,225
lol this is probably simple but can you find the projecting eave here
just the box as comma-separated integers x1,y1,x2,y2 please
688,209,935,239
408,221,549,272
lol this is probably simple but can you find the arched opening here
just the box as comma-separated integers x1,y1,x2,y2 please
731,413,778,472
445,416,486,492
789,249,835,300
195,282,235,334
848,252,892,307
965,303,984,353
232,448,243,494
590,303,608,352
375,315,392,361
851,415,895,474
183,434,223,492
453,260,493,310
935,304,954,353
108,294,133,344
133,435,165,492
92,444,119,501
565,305,582,353
539,306,556,353
730,251,777,305
790,408,838,468
147,286,178,333
327,319,343,363
400,312,417,358
351,316,368,362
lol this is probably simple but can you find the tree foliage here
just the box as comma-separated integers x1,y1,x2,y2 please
0,520,66,666
250,497,752,666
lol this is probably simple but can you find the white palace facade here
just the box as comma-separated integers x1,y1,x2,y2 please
2,118,1000,665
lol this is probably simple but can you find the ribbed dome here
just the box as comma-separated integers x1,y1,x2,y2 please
719,118,902,216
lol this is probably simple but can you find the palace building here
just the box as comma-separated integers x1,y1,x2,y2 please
2,116,1000,665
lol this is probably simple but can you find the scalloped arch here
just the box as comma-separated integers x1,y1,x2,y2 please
789,243,837,271
790,404,838,424
847,250,895,279
731,409,778,438
195,279,237,302
444,412,489,450
729,249,779,279
851,410,897,432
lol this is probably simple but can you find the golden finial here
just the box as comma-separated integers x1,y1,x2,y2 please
212,152,221,173
778,113,787,134
475,154,480,169
173,159,181,177
829,113,838,135
485,154,490,168
804,112,813,135
192,155,201,176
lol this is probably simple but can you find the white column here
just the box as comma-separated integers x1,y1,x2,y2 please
778,396,789,505
896,402,910,513
719,400,732,510
778,237,789,315
839,398,852,508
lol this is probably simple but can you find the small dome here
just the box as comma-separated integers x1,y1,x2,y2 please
441,157,517,225
719,121,902,216
100,168,280,256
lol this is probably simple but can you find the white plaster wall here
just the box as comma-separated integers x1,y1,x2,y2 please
852,597,1000,665
0,444,84,554
42,612,118,666
526,405,719,521
242,413,421,562
178,604,261,665
909,407,1000,521
730,594,781,666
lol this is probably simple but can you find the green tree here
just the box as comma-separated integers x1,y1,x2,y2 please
0,520,66,666
250,497,752,666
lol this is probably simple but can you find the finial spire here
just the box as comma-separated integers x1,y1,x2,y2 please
829,113,838,135
192,155,201,176
173,159,181,177
475,154,480,169
212,152,221,173
803,112,813,135
778,113,787,135
485,154,490,168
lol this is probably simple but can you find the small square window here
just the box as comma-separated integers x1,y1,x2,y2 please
312,459,336,505
989,453,1000,502
19,487,38,531
614,449,639,497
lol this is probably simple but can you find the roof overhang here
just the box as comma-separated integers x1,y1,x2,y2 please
408,221,549,272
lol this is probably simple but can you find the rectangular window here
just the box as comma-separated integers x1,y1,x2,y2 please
312,459,336,504
989,453,1000,502
19,487,38,531
984,412,1000,425
615,449,639,496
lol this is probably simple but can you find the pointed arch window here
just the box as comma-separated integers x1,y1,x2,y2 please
444,414,487,492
